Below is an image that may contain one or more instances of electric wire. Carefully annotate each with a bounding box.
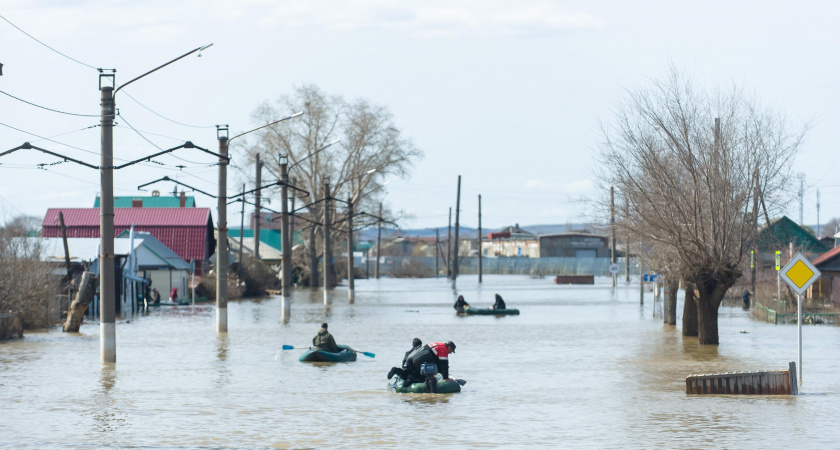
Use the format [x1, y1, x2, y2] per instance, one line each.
[121, 91, 215, 129]
[0, 12, 99, 70]
[118, 113, 218, 165]
[0, 89, 100, 117]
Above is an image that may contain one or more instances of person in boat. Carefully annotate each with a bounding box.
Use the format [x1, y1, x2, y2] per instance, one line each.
[453, 295, 469, 311]
[150, 287, 161, 304]
[406, 341, 456, 386]
[387, 338, 423, 380]
[491, 293, 506, 310]
[169, 287, 178, 302]
[312, 322, 340, 353]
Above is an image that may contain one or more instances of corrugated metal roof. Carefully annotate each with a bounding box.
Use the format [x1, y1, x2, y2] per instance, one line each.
[16, 237, 140, 261]
[116, 230, 191, 270]
[43, 208, 210, 227]
[230, 228, 284, 251]
[42, 208, 212, 263]
[94, 196, 196, 208]
[812, 245, 840, 267]
[228, 236, 283, 262]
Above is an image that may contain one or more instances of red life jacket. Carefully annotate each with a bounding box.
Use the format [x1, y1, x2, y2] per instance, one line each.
[429, 342, 449, 360]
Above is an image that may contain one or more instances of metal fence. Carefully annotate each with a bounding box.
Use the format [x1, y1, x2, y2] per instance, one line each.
[358, 256, 638, 278]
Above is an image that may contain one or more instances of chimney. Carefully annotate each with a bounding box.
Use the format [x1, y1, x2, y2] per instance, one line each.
[179, 191, 186, 208]
[132, 199, 142, 208]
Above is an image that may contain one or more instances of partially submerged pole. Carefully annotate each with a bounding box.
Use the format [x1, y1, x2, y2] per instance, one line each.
[452, 175, 461, 289]
[347, 197, 355, 303]
[323, 180, 332, 305]
[280, 159, 291, 321]
[99, 84, 116, 362]
[216, 127, 229, 333]
[478, 194, 482, 283]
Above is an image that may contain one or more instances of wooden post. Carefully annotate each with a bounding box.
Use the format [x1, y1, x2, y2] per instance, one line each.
[63, 271, 94, 332]
[610, 186, 616, 288]
[254, 154, 261, 261]
[238, 183, 245, 281]
[347, 196, 355, 303]
[375, 203, 382, 279]
[58, 211, 73, 291]
[447, 207, 452, 279]
[435, 228, 440, 278]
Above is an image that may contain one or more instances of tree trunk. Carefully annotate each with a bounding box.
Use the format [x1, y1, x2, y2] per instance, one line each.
[693, 267, 738, 345]
[666, 277, 678, 325]
[682, 281, 698, 337]
[63, 272, 95, 333]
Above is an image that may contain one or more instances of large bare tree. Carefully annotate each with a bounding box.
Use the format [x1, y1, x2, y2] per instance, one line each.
[238, 84, 422, 285]
[598, 67, 805, 344]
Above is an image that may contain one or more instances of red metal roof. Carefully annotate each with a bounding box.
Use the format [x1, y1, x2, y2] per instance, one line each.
[42, 208, 213, 264]
[812, 245, 840, 267]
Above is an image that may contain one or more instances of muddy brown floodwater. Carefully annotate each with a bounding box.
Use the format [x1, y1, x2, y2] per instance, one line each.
[1, 275, 838, 448]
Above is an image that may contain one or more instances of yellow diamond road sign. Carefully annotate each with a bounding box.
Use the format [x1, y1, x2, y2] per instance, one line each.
[779, 252, 821, 295]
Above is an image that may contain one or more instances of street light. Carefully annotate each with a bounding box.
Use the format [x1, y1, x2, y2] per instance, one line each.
[98, 44, 212, 363]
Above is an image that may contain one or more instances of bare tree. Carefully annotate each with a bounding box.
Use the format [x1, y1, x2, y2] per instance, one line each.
[238, 85, 422, 285]
[0, 227, 58, 329]
[821, 217, 840, 239]
[597, 66, 805, 344]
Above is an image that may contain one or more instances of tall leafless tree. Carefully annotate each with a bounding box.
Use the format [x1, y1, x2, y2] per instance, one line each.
[239, 84, 422, 285]
[597, 67, 805, 344]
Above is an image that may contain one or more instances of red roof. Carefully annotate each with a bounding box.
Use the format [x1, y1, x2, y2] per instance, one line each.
[812, 245, 840, 267]
[42, 208, 213, 265]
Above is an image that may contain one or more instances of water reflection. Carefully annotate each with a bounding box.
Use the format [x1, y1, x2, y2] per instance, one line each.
[90, 364, 125, 434]
[214, 334, 230, 389]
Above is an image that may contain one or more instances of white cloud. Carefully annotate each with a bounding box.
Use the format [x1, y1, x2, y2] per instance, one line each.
[256, 0, 605, 37]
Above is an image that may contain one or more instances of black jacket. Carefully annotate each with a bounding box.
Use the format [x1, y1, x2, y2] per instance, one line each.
[493, 295, 506, 310]
[402, 345, 423, 369]
[453, 297, 470, 310]
[409, 344, 449, 379]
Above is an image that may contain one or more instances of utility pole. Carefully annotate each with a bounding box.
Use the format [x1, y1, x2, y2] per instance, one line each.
[323, 180, 332, 305]
[817, 188, 821, 237]
[452, 175, 461, 288]
[375, 203, 382, 279]
[347, 196, 355, 303]
[447, 207, 452, 279]
[280, 158, 291, 321]
[216, 126, 229, 333]
[99, 82, 116, 363]
[610, 186, 616, 288]
[58, 211, 73, 290]
[478, 194, 482, 283]
[435, 228, 440, 278]
[799, 174, 805, 225]
[254, 153, 261, 261]
[239, 183, 245, 281]
[624, 197, 629, 283]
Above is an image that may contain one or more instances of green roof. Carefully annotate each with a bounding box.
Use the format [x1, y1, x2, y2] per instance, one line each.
[229, 228, 307, 250]
[94, 196, 196, 208]
[754, 216, 828, 253]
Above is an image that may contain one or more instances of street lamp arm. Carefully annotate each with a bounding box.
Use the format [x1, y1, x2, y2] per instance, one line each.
[114, 141, 228, 170]
[288, 139, 341, 171]
[229, 112, 303, 143]
[114, 43, 213, 96]
[0, 142, 99, 169]
[137, 175, 217, 198]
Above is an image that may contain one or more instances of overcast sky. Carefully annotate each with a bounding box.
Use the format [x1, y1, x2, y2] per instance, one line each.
[1, 1, 838, 232]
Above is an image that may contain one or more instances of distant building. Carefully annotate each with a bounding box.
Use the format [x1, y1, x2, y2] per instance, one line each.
[750, 216, 829, 265]
[812, 245, 840, 305]
[538, 232, 611, 258]
[482, 224, 538, 257]
[94, 191, 195, 208]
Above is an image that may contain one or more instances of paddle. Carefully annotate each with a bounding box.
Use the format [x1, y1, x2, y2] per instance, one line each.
[455, 379, 467, 386]
[282, 345, 309, 350]
[348, 348, 376, 358]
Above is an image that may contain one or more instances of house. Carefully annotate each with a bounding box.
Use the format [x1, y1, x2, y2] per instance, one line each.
[751, 216, 829, 265]
[116, 230, 192, 297]
[41, 207, 215, 275]
[94, 191, 195, 208]
[538, 232, 611, 258]
[482, 224, 539, 257]
[811, 245, 840, 305]
[228, 235, 283, 265]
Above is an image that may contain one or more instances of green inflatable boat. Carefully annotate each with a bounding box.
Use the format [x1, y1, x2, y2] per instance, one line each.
[461, 306, 520, 316]
[299, 345, 357, 363]
[387, 374, 463, 394]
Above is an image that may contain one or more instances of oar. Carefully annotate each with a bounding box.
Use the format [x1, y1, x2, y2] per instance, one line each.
[348, 348, 376, 358]
[455, 379, 467, 386]
[282, 345, 310, 350]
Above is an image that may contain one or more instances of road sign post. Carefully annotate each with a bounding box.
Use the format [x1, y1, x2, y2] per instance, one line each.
[779, 252, 821, 384]
[775, 250, 781, 299]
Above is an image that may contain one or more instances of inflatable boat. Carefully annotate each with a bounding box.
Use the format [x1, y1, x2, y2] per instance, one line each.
[387, 374, 463, 394]
[299, 345, 357, 363]
[461, 306, 519, 315]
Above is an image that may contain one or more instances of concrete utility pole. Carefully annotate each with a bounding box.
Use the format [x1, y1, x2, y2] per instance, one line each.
[447, 207, 452, 279]
[375, 203, 382, 279]
[280, 158, 291, 321]
[478, 194, 483, 283]
[254, 153, 261, 260]
[624, 198, 630, 283]
[347, 197, 355, 303]
[435, 228, 440, 277]
[452, 175, 461, 288]
[610, 186, 616, 288]
[239, 183, 245, 280]
[216, 126, 229, 333]
[99, 83, 116, 363]
[323, 180, 332, 305]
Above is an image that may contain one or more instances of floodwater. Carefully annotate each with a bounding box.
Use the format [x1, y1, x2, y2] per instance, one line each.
[1, 275, 839, 449]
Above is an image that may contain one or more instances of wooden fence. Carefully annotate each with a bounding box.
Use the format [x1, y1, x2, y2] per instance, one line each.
[686, 362, 798, 395]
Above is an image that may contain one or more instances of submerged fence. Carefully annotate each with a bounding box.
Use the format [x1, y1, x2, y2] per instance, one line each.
[357, 256, 639, 278]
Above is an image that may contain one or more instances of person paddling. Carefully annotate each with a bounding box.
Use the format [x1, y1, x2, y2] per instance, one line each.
[491, 293, 506, 310]
[313, 322, 340, 353]
[453, 295, 469, 311]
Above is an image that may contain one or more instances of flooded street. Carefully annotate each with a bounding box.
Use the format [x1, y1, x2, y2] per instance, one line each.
[1, 275, 839, 448]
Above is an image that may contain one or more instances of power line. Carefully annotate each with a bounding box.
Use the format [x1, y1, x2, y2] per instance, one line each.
[117, 113, 216, 165]
[0, 89, 99, 117]
[0, 121, 99, 155]
[121, 91, 215, 129]
[0, 12, 99, 71]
